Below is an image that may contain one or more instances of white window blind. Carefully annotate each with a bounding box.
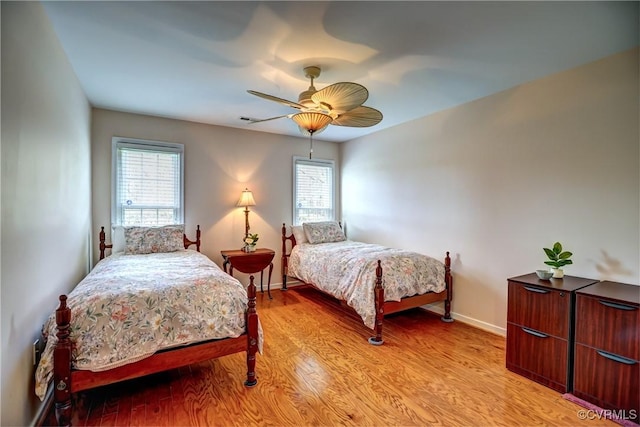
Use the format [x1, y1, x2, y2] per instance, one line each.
[293, 157, 335, 225]
[112, 138, 184, 226]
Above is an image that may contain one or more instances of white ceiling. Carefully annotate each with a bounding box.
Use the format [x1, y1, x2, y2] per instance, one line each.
[42, 1, 638, 143]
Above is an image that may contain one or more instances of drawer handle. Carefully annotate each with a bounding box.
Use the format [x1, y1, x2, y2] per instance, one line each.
[596, 350, 637, 365]
[524, 286, 550, 294]
[598, 300, 637, 311]
[521, 327, 548, 338]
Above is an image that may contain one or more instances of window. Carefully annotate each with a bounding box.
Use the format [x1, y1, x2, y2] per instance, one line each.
[112, 138, 184, 226]
[293, 156, 335, 225]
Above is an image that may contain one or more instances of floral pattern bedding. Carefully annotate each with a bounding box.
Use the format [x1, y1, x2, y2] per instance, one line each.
[35, 250, 260, 400]
[288, 240, 446, 330]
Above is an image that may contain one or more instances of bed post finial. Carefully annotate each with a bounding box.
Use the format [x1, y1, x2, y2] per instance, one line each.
[281, 224, 290, 291]
[245, 276, 258, 387]
[442, 252, 454, 323]
[99, 226, 107, 260]
[368, 260, 385, 346]
[183, 225, 202, 251]
[54, 295, 72, 426]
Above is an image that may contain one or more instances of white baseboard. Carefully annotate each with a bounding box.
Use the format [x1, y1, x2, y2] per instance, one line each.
[423, 303, 506, 337]
[278, 282, 506, 336]
[279, 279, 303, 288]
[279, 283, 505, 336]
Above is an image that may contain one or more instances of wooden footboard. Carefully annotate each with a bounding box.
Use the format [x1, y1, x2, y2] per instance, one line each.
[369, 252, 452, 345]
[53, 276, 259, 426]
[281, 223, 453, 345]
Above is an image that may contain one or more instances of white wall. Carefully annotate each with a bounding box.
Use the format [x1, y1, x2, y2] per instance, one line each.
[91, 109, 340, 285]
[1, 2, 92, 426]
[341, 48, 639, 334]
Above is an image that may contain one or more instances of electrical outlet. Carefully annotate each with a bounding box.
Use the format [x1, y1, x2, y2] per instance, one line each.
[33, 339, 40, 366]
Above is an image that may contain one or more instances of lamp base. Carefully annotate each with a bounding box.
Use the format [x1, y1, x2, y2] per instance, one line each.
[244, 208, 250, 239]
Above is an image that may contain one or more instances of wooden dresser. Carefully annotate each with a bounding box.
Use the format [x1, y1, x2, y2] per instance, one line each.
[573, 281, 639, 422]
[506, 273, 598, 392]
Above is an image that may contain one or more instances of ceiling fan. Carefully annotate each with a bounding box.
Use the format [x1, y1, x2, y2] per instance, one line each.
[244, 66, 383, 157]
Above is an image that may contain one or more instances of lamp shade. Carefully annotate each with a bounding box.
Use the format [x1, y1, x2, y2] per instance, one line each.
[292, 112, 333, 134]
[236, 188, 256, 207]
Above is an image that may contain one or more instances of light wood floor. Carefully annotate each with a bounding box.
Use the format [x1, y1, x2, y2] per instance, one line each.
[55, 286, 614, 426]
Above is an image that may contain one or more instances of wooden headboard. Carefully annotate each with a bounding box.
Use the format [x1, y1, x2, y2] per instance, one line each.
[99, 225, 201, 259]
[280, 222, 343, 288]
[281, 223, 295, 290]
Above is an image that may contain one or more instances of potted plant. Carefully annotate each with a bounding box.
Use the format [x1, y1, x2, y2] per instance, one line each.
[543, 241, 573, 278]
[243, 233, 259, 252]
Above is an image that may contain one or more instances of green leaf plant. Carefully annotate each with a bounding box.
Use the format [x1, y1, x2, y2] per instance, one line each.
[543, 242, 573, 269]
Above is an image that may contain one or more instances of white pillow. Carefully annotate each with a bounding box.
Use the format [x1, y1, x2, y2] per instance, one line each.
[112, 225, 125, 253]
[291, 225, 308, 244]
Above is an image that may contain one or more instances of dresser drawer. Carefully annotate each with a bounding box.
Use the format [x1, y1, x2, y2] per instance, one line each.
[575, 294, 639, 360]
[506, 323, 567, 391]
[573, 343, 639, 421]
[507, 282, 569, 337]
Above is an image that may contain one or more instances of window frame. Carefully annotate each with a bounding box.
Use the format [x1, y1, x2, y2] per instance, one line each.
[111, 137, 185, 227]
[292, 156, 336, 226]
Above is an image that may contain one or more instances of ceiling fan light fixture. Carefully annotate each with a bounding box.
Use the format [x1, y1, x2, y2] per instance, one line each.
[292, 112, 333, 133]
[298, 124, 328, 136]
[292, 112, 333, 159]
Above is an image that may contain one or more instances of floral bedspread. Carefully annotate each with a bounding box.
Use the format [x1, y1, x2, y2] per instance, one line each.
[35, 250, 261, 400]
[288, 240, 446, 330]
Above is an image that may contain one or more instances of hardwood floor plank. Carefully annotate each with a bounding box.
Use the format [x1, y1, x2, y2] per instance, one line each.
[113, 391, 132, 427]
[69, 391, 93, 426]
[48, 288, 616, 426]
[179, 362, 215, 426]
[141, 373, 165, 426]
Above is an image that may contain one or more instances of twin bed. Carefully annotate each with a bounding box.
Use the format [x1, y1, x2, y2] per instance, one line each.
[281, 221, 453, 345]
[35, 225, 261, 426]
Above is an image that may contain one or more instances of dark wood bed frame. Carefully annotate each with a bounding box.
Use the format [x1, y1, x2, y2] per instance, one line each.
[51, 226, 260, 426]
[281, 223, 453, 345]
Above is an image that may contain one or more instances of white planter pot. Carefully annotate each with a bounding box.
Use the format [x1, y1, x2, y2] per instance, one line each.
[551, 268, 564, 278]
[243, 245, 256, 253]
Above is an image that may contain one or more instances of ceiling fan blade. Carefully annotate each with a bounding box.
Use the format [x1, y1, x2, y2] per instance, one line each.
[311, 82, 368, 113]
[331, 106, 383, 127]
[244, 114, 292, 124]
[247, 90, 305, 110]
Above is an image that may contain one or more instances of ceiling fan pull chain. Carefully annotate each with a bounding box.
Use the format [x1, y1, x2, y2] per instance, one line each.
[309, 133, 314, 159]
